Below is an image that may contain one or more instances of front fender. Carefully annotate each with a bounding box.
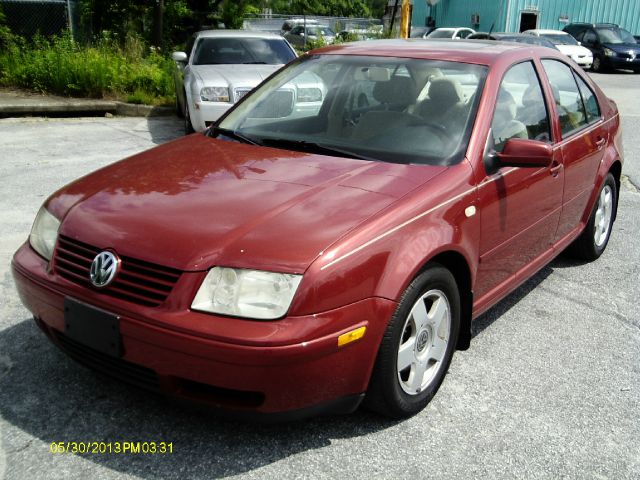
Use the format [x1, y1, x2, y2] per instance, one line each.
[289, 161, 480, 317]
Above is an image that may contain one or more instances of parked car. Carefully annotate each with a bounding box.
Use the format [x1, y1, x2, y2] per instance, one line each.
[409, 26, 434, 39]
[468, 32, 559, 50]
[280, 18, 319, 35]
[172, 30, 297, 134]
[283, 25, 336, 48]
[13, 39, 622, 420]
[563, 23, 640, 72]
[524, 29, 593, 68]
[426, 27, 475, 39]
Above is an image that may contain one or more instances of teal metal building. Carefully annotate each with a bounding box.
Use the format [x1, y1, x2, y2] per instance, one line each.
[414, 0, 640, 35]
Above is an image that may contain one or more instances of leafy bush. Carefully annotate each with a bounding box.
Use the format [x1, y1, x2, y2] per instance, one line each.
[0, 31, 175, 105]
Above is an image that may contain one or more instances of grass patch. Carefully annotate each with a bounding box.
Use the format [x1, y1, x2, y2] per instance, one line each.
[0, 32, 175, 105]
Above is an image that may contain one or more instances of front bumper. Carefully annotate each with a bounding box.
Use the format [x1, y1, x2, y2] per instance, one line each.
[571, 55, 593, 68]
[189, 101, 233, 131]
[606, 55, 640, 71]
[12, 242, 396, 418]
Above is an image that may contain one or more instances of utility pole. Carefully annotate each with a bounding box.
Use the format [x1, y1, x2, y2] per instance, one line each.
[400, 0, 410, 38]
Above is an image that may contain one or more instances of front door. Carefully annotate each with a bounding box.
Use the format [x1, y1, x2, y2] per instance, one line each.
[474, 61, 563, 309]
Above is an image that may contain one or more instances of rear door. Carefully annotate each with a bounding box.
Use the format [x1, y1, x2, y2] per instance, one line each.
[539, 59, 606, 241]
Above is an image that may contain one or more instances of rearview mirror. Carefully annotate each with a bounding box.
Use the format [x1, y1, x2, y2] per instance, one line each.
[486, 138, 553, 172]
[172, 51, 188, 63]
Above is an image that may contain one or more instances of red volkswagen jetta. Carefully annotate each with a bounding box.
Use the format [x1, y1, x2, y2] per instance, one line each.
[12, 40, 622, 420]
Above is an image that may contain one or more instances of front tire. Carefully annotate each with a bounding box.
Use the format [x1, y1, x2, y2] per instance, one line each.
[592, 56, 605, 73]
[568, 173, 617, 260]
[184, 101, 195, 135]
[364, 264, 460, 418]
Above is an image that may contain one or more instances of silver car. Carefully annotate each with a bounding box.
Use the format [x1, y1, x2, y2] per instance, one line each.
[172, 30, 297, 133]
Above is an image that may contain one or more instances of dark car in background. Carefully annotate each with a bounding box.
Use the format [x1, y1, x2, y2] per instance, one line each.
[563, 23, 640, 73]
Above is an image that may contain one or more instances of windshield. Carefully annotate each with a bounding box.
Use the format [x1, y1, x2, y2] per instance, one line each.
[193, 37, 296, 65]
[541, 33, 578, 45]
[596, 27, 636, 44]
[217, 55, 487, 166]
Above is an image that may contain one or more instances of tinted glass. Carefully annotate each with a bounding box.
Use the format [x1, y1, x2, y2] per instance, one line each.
[194, 38, 295, 65]
[575, 74, 601, 123]
[219, 55, 487, 166]
[491, 61, 551, 151]
[541, 60, 588, 137]
[596, 27, 635, 44]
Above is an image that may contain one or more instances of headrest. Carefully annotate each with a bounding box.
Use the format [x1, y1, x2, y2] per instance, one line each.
[428, 78, 463, 106]
[372, 76, 417, 107]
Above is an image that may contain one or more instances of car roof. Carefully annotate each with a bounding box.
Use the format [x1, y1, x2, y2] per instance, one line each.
[195, 29, 284, 39]
[311, 39, 547, 65]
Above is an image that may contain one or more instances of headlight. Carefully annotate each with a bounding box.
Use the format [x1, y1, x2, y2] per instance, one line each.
[603, 48, 616, 57]
[200, 86, 230, 102]
[29, 207, 60, 260]
[297, 87, 323, 102]
[191, 267, 303, 319]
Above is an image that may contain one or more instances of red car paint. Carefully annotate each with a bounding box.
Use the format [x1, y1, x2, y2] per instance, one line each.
[12, 40, 623, 418]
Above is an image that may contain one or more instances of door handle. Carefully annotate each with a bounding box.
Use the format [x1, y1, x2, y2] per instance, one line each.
[549, 162, 562, 177]
[595, 136, 606, 149]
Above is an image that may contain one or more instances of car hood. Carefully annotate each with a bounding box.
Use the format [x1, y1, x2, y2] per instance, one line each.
[192, 64, 282, 88]
[556, 44, 592, 56]
[603, 42, 640, 54]
[52, 135, 446, 273]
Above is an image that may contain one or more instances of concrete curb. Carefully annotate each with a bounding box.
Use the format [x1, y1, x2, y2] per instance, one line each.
[0, 95, 174, 118]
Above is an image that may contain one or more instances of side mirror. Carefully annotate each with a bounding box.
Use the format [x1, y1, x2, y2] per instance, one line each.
[172, 51, 188, 63]
[486, 138, 553, 172]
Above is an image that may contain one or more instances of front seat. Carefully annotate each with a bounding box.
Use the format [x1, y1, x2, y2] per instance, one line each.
[416, 77, 463, 122]
[352, 76, 419, 141]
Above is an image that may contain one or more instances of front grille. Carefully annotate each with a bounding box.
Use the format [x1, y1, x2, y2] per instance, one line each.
[54, 235, 181, 307]
[53, 330, 161, 392]
[233, 87, 251, 103]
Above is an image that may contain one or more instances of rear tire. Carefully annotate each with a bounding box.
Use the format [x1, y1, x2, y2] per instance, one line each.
[364, 264, 460, 419]
[567, 173, 617, 261]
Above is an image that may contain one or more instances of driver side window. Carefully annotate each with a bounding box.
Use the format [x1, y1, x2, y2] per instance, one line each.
[491, 61, 551, 152]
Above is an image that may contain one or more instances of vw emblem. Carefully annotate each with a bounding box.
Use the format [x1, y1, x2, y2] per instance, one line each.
[89, 251, 120, 288]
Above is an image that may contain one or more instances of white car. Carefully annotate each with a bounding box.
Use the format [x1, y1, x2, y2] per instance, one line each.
[172, 30, 297, 133]
[524, 29, 593, 69]
[426, 27, 475, 39]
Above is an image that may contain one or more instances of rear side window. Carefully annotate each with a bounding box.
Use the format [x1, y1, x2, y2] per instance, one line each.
[574, 74, 601, 123]
[541, 60, 588, 137]
[491, 61, 551, 151]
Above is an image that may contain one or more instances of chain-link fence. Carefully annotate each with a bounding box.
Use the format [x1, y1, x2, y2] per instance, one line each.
[0, 0, 78, 38]
[243, 14, 382, 35]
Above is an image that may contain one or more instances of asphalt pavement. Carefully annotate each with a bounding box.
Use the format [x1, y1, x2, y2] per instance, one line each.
[0, 72, 638, 480]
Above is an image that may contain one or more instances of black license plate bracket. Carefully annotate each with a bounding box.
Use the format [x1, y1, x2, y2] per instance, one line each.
[64, 298, 121, 357]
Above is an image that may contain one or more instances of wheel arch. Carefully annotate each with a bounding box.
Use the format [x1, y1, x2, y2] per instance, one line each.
[608, 159, 622, 221]
[416, 250, 473, 351]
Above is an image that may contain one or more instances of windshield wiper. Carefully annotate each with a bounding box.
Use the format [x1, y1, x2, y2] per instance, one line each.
[209, 126, 261, 146]
[258, 138, 377, 161]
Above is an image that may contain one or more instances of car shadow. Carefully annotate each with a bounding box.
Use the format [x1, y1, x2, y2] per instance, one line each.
[145, 115, 184, 145]
[0, 318, 398, 479]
